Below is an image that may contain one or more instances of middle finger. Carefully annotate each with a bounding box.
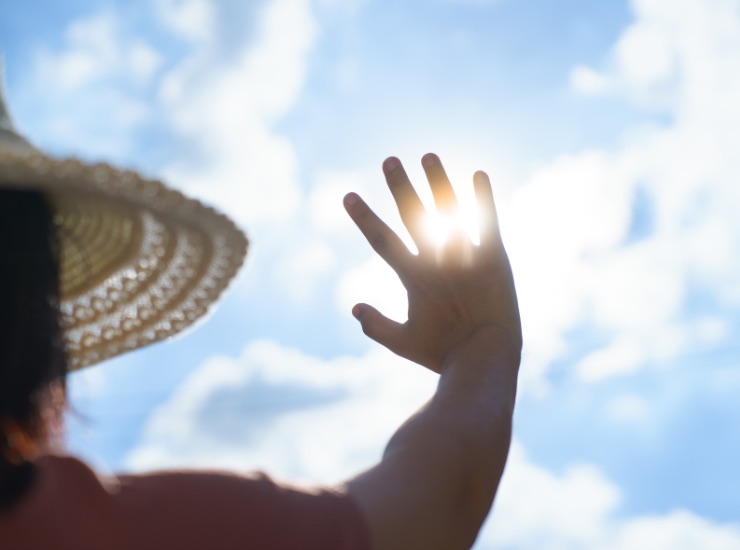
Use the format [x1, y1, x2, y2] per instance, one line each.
[383, 157, 433, 256]
[422, 153, 458, 219]
[422, 153, 469, 255]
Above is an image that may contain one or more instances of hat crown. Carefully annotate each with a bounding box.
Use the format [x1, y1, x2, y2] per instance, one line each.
[0, 57, 15, 131]
[0, 58, 35, 153]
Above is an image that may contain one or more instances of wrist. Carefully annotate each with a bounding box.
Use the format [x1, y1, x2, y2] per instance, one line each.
[443, 325, 521, 372]
[438, 326, 520, 410]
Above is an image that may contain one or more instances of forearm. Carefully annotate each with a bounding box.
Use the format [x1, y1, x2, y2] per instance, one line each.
[430, 327, 518, 532]
[348, 327, 519, 550]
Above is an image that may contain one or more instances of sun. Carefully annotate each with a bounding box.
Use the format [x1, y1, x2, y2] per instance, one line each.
[422, 201, 481, 248]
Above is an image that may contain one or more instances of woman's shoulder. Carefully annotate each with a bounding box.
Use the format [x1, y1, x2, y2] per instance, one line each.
[12, 454, 370, 550]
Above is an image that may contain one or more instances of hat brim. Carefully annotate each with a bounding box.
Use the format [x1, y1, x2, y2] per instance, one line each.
[0, 148, 248, 370]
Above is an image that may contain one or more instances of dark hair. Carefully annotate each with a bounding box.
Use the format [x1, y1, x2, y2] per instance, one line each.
[0, 189, 68, 490]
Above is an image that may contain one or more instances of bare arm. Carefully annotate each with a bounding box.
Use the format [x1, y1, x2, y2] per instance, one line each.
[343, 154, 522, 550]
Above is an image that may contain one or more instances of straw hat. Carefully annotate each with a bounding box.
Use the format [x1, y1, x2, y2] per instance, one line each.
[0, 68, 248, 371]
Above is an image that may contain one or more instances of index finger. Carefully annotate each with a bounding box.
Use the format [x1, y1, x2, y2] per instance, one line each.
[383, 157, 433, 256]
[344, 192, 414, 276]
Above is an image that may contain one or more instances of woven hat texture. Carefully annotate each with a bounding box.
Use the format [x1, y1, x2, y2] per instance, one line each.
[0, 78, 248, 370]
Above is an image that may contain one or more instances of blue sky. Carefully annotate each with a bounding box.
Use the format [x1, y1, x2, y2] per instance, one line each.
[3, 0, 740, 547]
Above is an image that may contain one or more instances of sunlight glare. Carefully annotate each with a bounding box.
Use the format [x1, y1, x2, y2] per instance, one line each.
[422, 203, 481, 247]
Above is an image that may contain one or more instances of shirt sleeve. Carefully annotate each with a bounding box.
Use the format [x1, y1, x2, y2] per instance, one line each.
[112, 468, 372, 550]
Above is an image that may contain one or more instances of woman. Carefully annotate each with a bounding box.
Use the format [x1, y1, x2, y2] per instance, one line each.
[0, 81, 521, 549]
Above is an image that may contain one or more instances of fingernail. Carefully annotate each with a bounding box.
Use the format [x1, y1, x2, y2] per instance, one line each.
[383, 157, 400, 173]
[421, 153, 437, 168]
[344, 193, 359, 207]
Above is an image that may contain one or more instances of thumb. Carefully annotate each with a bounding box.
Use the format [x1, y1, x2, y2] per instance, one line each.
[352, 303, 405, 353]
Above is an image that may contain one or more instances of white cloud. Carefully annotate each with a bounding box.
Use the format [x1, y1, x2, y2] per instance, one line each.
[336, 256, 408, 324]
[308, 170, 372, 234]
[22, 12, 161, 157]
[570, 65, 610, 95]
[478, 441, 740, 550]
[19, 0, 316, 226]
[576, 338, 645, 382]
[606, 511, 740, 550]
[503, 150, 634, 386]
[155, 0, 215, 42]
[483, 442, 621, 548]
[158, 0, 318, 228]
[615, 21, 676, 98]
[128, 43, 164, 85]
[511, 0, 740, 385]
[35, 13, 163, 93]
[275, 240, 337, 301]
[125, 339, 437, 480]
[45, 14, 120, 92]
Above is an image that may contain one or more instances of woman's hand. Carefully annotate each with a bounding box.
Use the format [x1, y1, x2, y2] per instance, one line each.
[344, 153, 522, 373]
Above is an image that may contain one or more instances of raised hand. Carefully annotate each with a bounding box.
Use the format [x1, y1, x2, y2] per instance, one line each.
[344, 153, 522, 373]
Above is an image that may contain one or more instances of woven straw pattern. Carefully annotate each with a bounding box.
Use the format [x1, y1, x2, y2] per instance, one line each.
[0, 149, 248, 370]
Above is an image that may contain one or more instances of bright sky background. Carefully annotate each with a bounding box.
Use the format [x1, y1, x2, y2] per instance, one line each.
[3, 0, 740, 548]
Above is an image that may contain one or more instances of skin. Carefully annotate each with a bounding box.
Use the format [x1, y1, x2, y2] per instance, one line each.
[343, 153, 522, 550]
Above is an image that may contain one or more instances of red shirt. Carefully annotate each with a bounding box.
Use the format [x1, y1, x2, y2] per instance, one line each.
[0, 454, 371, 550]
